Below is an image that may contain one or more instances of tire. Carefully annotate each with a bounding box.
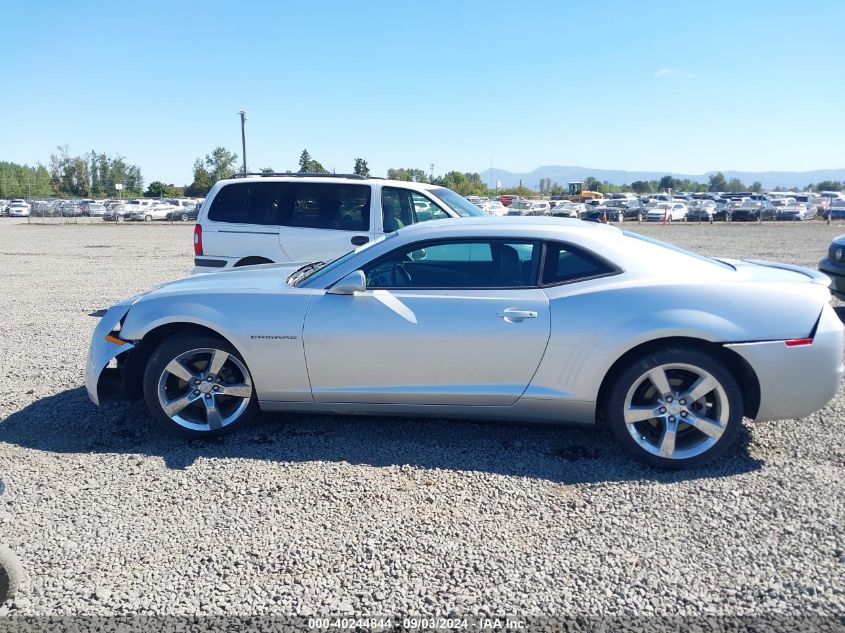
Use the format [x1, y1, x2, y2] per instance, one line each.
[181, 213, 189, 222]
[144, 214, 152, 222]
[604, 346, 743, 469]
[637, 212, 643, 223]
[143, 334, 258, 438]
[116, 215, 124, 223]
[0, 545, 23, 604]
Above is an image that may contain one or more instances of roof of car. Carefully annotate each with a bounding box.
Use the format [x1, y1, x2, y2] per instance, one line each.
[394, 215, 622, 239]
[216, 175, 443, 192]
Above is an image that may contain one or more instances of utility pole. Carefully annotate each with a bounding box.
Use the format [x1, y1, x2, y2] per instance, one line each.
[239, 110, 248, 175]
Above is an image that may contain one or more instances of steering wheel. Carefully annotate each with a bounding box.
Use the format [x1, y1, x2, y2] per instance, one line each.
[393, 263, 412, 286]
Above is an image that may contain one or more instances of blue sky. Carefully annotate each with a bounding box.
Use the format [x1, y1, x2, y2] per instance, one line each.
[1, 0, 843, 185]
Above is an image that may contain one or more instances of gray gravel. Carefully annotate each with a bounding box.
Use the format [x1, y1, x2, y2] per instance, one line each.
[0, 219, 844, 625]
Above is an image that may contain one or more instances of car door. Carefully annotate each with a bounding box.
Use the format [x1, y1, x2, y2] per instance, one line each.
[276, 182, 375, 263]
[302, 238, 551, 406]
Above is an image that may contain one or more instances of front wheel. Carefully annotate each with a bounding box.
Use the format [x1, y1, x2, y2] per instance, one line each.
[181, 213, 190, 222]
[637, 212, 643, 223]
[144, 214, 152, 222]
[143, 335, 258, 438]
[605, 347, 743, 469]
[0, 545, 22, 604]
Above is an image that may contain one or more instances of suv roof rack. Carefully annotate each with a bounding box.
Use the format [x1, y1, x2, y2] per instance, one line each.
[230, 172, 371, 180]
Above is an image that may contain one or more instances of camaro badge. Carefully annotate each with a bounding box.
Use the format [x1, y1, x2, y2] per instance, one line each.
[250, 335, 297, 340]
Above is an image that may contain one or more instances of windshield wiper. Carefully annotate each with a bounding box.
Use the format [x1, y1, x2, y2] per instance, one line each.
[287, 261, 326, 286]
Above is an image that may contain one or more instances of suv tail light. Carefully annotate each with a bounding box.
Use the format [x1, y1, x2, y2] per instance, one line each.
[193, 223, 203, 256]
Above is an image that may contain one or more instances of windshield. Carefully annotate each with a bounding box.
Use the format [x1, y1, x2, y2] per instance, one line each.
[427, 187, 486, 217]
[623, 231, 735, 270]
[291, 233, 396, 287]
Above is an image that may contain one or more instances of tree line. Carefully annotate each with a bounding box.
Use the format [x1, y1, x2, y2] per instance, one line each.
[0, 148, 144, 199]
[6, 144, 841, 201]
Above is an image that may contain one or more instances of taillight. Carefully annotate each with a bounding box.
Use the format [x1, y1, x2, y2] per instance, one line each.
[193, 223, 203, 256]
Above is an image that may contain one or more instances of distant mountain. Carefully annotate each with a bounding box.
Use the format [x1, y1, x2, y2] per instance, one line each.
[479, 165, 845, 191]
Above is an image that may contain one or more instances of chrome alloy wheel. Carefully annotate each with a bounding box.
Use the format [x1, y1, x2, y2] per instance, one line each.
[623, 363, 729, 460]
[156, 347, 253, 432]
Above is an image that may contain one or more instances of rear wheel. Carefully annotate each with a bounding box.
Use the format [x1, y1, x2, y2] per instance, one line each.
[637, 212, 643, 223]
[143, 335, 258, 438]
[116, 214, 124, 223]
[605, 347, 743, 469]
[181, 213, 190, 222]
[144, 214, 152, 222]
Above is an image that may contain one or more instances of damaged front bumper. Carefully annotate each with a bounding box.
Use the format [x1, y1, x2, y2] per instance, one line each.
[84, 303, 135, 405]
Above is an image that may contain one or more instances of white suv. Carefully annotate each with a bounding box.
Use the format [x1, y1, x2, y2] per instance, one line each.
[192, 174, 485, 273]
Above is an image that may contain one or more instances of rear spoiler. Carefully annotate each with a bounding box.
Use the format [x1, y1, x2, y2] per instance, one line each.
[743, 259, 832, 286]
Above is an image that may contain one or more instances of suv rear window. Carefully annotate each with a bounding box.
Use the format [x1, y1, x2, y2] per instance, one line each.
[208, 182, 371, 230]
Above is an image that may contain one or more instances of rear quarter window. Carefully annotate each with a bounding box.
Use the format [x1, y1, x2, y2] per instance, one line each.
[542, 242, 619, 285]
[208, 182, 371, 230]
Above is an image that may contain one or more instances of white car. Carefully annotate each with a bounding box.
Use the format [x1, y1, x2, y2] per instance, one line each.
[193, 174, 485, 273]
[480, 201, 508, 216]
[551, 202, 584, 218]
[129, 200, 177, 222]
[7, 201, 31, 217]
[647, 202, 688, 222]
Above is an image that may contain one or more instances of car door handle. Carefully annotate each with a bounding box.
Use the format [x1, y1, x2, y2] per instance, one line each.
[498, 309, 538, 322]
[351, 236, 369, 246]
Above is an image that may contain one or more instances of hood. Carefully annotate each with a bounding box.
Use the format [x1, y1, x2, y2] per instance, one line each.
[137, 263, 304, 300]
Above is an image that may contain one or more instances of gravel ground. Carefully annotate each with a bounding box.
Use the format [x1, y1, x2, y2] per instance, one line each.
[0, 219, 844, 628]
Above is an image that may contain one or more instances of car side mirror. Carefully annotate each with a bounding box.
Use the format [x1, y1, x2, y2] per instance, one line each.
[328, 270, 366, 295]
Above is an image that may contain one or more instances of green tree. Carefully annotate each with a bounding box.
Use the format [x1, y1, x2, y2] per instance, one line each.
[144, 181, 177, 197]
[260, 166, 275, 174]
[387, 167, 429, 182]
[631, 180, 652, 194]
[658, 175, 676, 191]
[297, 149, 328, 173]
[353, 157, 370, 177]
[0, 162, 52, 198]
[708, 172, 728, 192]
[185, 158, 212, 196]
[750, 181, 763, 193]
[185, 147, 238, 195]
[726, 177, 746, 193]
[206, 146, 238, 182]
[584, 176, 601, 192]
[298, 149, 312, 172]
[814, 181, 843, 192]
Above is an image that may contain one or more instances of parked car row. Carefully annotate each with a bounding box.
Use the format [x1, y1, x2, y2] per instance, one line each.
[473, 192, 845, 223]
[8, 197, 204, 222]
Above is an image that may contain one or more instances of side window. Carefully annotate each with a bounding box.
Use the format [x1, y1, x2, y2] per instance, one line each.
[411, 193, 448, 223]
[381, 187, 447, 232]
[207, 182, 285, 225]
[541, 242, 617, 285]
[286, 183, 370, 231]
[365, 240, 540, 289]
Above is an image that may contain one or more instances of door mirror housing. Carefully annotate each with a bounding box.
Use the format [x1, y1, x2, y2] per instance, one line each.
[327, 270, 366, 295]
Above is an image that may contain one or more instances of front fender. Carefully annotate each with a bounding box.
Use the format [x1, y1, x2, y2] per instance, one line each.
[85, 303, 135, 405]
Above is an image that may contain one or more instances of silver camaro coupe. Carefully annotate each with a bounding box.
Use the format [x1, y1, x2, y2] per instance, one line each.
[86, 218, 845, 468]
